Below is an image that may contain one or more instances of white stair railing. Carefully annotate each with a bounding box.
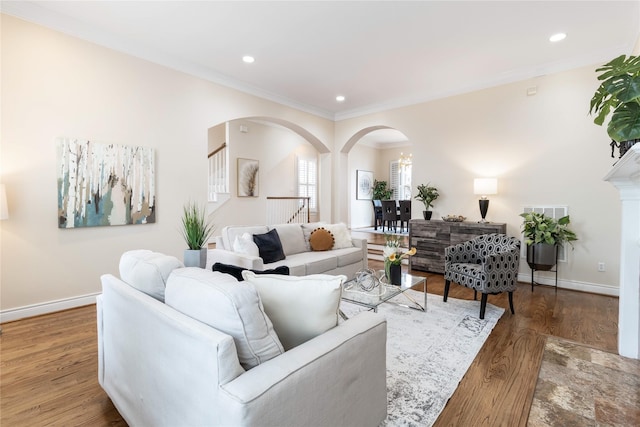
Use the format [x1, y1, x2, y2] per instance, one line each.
[208, 143, 228, 201]
[266, 197, 310, 225]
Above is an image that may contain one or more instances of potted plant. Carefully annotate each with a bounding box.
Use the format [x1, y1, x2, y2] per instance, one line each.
[589, 54, 640, 159]
[383, 234, 416, 285]
[520, 212, 578, 271]
[181, 201, 215, 268]
[373, 180, 392, 200]
[414, 183, 439, 220]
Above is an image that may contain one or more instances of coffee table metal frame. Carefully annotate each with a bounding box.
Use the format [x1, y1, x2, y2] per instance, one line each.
[340, 272, 426, 318]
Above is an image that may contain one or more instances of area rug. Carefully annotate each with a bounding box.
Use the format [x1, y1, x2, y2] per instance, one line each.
[528, 336, 640, 426]
[340, 290, 504, 427]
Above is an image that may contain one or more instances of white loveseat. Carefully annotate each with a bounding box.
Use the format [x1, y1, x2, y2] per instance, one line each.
[97, 250, 387, 427]
[207, 223, 367, 278]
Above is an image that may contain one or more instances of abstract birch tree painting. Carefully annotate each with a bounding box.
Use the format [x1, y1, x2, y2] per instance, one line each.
[57, 138, 156, 228]
[237, 158, 259, 197]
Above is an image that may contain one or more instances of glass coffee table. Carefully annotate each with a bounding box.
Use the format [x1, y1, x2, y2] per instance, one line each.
[340, 271, 426, 318]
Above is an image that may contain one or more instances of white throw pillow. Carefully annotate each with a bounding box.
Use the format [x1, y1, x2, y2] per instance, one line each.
[119, 249, 184, 302]
[233, 232, 260, 257]
[242, 271, 345, 350]
[165, 268, 284, 370]
[324, 223, 353, 249]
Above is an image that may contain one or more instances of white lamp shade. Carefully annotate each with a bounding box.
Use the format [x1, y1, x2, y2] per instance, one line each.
[1, 184, 8, 220]
[473, 178, 498, 196]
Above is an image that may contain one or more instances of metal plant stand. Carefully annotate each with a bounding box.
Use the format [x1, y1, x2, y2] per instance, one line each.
[529, 244, 558, 293]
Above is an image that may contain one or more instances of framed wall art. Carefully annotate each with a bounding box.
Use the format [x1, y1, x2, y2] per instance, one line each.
[237, 158, 259, 197]
[57, 138, 156, 228]
[356, 170, 374, 200]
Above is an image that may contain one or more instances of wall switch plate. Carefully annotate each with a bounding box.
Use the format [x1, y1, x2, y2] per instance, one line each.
[598, 262, 605, 272]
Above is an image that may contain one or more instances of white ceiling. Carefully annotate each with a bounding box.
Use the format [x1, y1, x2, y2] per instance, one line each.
[2, 1, 639, 123]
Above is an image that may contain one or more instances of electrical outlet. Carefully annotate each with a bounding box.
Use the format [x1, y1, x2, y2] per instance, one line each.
[598, 262, 605, 272]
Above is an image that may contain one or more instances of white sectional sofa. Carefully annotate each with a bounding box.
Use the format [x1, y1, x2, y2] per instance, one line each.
[97, 250, 387, 426]
[207, 222, 368, 278]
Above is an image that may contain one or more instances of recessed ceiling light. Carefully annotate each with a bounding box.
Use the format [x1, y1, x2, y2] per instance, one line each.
[242, 56, 255, 63]
[549, 33, 567, 43]
[336, 95, 345, 102]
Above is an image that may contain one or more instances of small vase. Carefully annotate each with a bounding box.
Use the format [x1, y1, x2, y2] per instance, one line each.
[423, 211, 433, 220]
[384, 259, 391, 282]
[389, 263, 402, 286]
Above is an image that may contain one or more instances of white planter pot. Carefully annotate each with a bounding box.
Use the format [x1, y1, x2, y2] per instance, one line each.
[184, 248, 207, 268]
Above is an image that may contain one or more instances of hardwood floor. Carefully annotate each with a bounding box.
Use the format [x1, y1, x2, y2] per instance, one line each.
[0, 241, 621, 426]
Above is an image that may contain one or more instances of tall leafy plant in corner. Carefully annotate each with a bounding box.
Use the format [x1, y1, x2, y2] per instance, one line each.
[589, 54, 640, 149]
[181, 201, 215, 250]
[373, 180, 392, 200]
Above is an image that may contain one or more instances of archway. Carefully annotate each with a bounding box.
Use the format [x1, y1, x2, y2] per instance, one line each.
[338, 126, 411, 229]
[207, 117, 331, 225]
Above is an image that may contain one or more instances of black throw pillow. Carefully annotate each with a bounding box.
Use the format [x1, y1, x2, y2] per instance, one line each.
[252, 229, 286, 264]
[212, 262, 290, 282]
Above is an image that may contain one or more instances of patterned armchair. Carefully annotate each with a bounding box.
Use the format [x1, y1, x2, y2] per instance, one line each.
[444, 234, 521, 319]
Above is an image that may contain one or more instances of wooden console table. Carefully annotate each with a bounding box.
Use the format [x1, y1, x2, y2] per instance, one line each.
[409, 219, 507, 274]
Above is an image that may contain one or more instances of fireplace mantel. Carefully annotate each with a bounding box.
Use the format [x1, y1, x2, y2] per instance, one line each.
[604, 144, 640, 359]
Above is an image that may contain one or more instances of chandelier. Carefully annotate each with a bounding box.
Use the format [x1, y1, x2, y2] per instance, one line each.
[399, 152, 412, 166]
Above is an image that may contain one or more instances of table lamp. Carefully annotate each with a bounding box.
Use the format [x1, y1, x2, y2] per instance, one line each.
[473, 178, 497, 223]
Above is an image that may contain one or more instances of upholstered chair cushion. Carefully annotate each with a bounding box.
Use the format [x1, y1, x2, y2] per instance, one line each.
[119, 249, 184, 302]
[165, 268, 284, 370]
[242, 271, 345, 350]
[444, 234, 520, 294]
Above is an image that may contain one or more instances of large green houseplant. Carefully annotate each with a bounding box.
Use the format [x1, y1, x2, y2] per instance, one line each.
[181, 201, 215, 268]
[520, 212, 577, 270]
[414, 183, 439, 220]
[372, 180, 392, 200]
[589, 54, 640, 159]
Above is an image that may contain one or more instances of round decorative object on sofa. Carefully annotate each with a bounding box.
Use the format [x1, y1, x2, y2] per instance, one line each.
[526, 243, 557, 271]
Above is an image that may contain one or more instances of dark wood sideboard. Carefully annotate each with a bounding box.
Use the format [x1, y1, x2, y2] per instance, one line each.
[409, 219, 507, 274]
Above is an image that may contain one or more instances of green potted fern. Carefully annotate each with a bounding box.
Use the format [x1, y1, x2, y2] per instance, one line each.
[589, 54, 640, 159]
[181, 201, 215, 268]
[414, 183, 439, 220]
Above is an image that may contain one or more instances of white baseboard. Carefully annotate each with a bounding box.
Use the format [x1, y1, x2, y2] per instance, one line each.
[0, 293, 99, 323]
[517, 272, 619, 296]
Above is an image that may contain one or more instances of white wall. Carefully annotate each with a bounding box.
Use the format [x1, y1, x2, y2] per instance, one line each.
[348, 144, 378, 228]
[0, 15, 333, 318]
[337, 66, 622, 294]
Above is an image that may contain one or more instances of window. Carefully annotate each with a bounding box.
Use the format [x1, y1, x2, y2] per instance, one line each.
[297, 157, 317, 212]
[390, 160, 412, 200]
